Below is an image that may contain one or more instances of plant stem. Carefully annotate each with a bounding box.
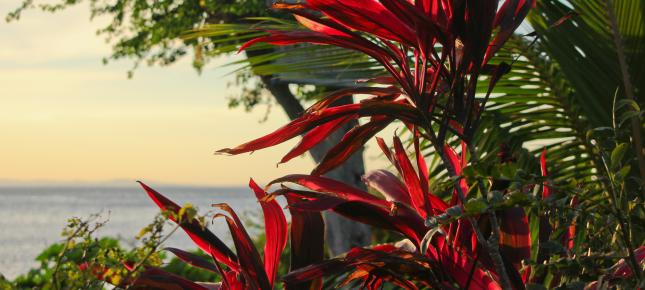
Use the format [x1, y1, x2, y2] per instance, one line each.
[124, 223, 180, 289]
[605, 0, 644, 281]
[52, 223, 86, 290]
[605, 0, 645, 196]
[598, 144, 642, 281]
[425, 125, 513, 289]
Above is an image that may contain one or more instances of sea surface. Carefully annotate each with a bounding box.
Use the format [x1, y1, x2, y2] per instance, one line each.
[0, 185, 263, 279]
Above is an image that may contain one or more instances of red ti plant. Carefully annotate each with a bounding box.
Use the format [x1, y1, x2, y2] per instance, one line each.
[122, 180, 317, 290]
[121, 0, 545, 289]
[214, 0, 535, 289]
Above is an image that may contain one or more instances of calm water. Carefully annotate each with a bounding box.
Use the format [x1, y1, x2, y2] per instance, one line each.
[0, 185, 262, 279]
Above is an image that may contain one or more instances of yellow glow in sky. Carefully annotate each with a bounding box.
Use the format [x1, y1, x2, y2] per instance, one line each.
[0, 2, 388, 186]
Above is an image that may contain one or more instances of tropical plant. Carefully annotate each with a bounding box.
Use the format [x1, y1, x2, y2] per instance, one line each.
[193, 1, 645, 286]
[12, 0, 644, 288]
[168, 0, 645, 288]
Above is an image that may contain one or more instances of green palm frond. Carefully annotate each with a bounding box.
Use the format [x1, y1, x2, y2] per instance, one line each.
[185, 18, 379, 86]
[472, 38, 599, 184]
[528, 0, 645, 128]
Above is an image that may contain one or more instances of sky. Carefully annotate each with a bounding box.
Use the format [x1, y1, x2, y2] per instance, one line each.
[0, 1, 390, 186]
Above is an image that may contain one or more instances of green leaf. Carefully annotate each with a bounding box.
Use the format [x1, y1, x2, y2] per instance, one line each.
[464, 198, 488, 214]
[618, 110, 641, 127]
[529, 212, 540, 262]
[610, 143, 628, 169]
[488, 190, 504, 205]
[615, 165, 632, 181]
[445, 205, 464, 217]
[504, 192, 530, 207]
[420, 228, 444, 255]
[616, 99, 641, 112]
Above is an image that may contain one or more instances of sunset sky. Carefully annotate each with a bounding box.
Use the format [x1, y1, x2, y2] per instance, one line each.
[0, 1, 391, 186]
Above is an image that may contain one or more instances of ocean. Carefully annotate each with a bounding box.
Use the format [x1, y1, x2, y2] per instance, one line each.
[0, 185, 262, 279]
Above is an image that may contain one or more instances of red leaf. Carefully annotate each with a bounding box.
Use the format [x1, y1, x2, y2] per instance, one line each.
[213, 203, 272, 290]
[138, 181, 238, 271]
[217, 103, 360, 155]
[285, 246, 434, 290]
[376, 136, 395, 164]
[165, 247, 219, 273]
[498, 207, 531, 268]
[562, 196, 579, 251]
[393, 136, 427, 218]
[461, 0, 499, 69]
[283, 257, 349, 286]
[130, 266, 209, 290]
[443, 145, 469, 203]
[218, 100, 420, 158]
[249, 179, 288, 287]
[312, 117, 393, 176]
[285, 195, 325, 290]
[431, 237, 502, 290]
[332, 201, 425, 244]
[549, 11, 578, 29]
[305, 86, 401, 115]
[239, 30, 393, 73]
[305, 0, 416, 45]
[540, 148, 550, 199]
[380, 0, 441, 42]
[293, 14, 350, 37]
[282, 190, 426, 245]
[443, 144, 463, 175]
[356, 99, 423, 125]
[363, 169, 412, 206]
[280, 115, 353, 164]
[269, 174, 386, 206]
[611, 245, 645, 279]
[483, 0, 535, 63]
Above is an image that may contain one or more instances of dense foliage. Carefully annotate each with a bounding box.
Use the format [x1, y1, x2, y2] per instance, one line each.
[70, 0, 642, 289]
[3, 0, 644, 289]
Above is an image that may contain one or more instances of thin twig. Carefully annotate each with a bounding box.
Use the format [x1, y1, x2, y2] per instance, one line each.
[123, 223, 181, 288]
[52, 222, 87, 290]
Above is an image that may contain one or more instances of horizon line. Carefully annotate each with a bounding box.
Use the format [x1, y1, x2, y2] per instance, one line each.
[0, 178, 247, 188]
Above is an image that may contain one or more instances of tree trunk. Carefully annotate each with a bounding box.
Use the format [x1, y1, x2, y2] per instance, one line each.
[259, 75, 372, 256]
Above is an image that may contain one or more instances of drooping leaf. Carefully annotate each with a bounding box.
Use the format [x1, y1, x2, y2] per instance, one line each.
[249, 179, 288, 287]
[484, 0, 536, 63]
[280, 115, 353, 164]
[283, 246, 436, 290]
[431, 236, 502, 290]
[138, 181, 238, 271]
[213, 203, 272, 290]
[269, 174, 385, 206]
[304, 0, 417, 45]
[540, 149, 550, 199]
[278, 189, 426, 245]
[393, 136, 428, 218]
[285, 195, 325, 290]
[498, 207, 531, 268]
[165, 247, 219, 274]
[129, 266, 209, 290]
[363, 169, 412, 206]
[312, 116, 393, 176]
[217, 104, 361, 156]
